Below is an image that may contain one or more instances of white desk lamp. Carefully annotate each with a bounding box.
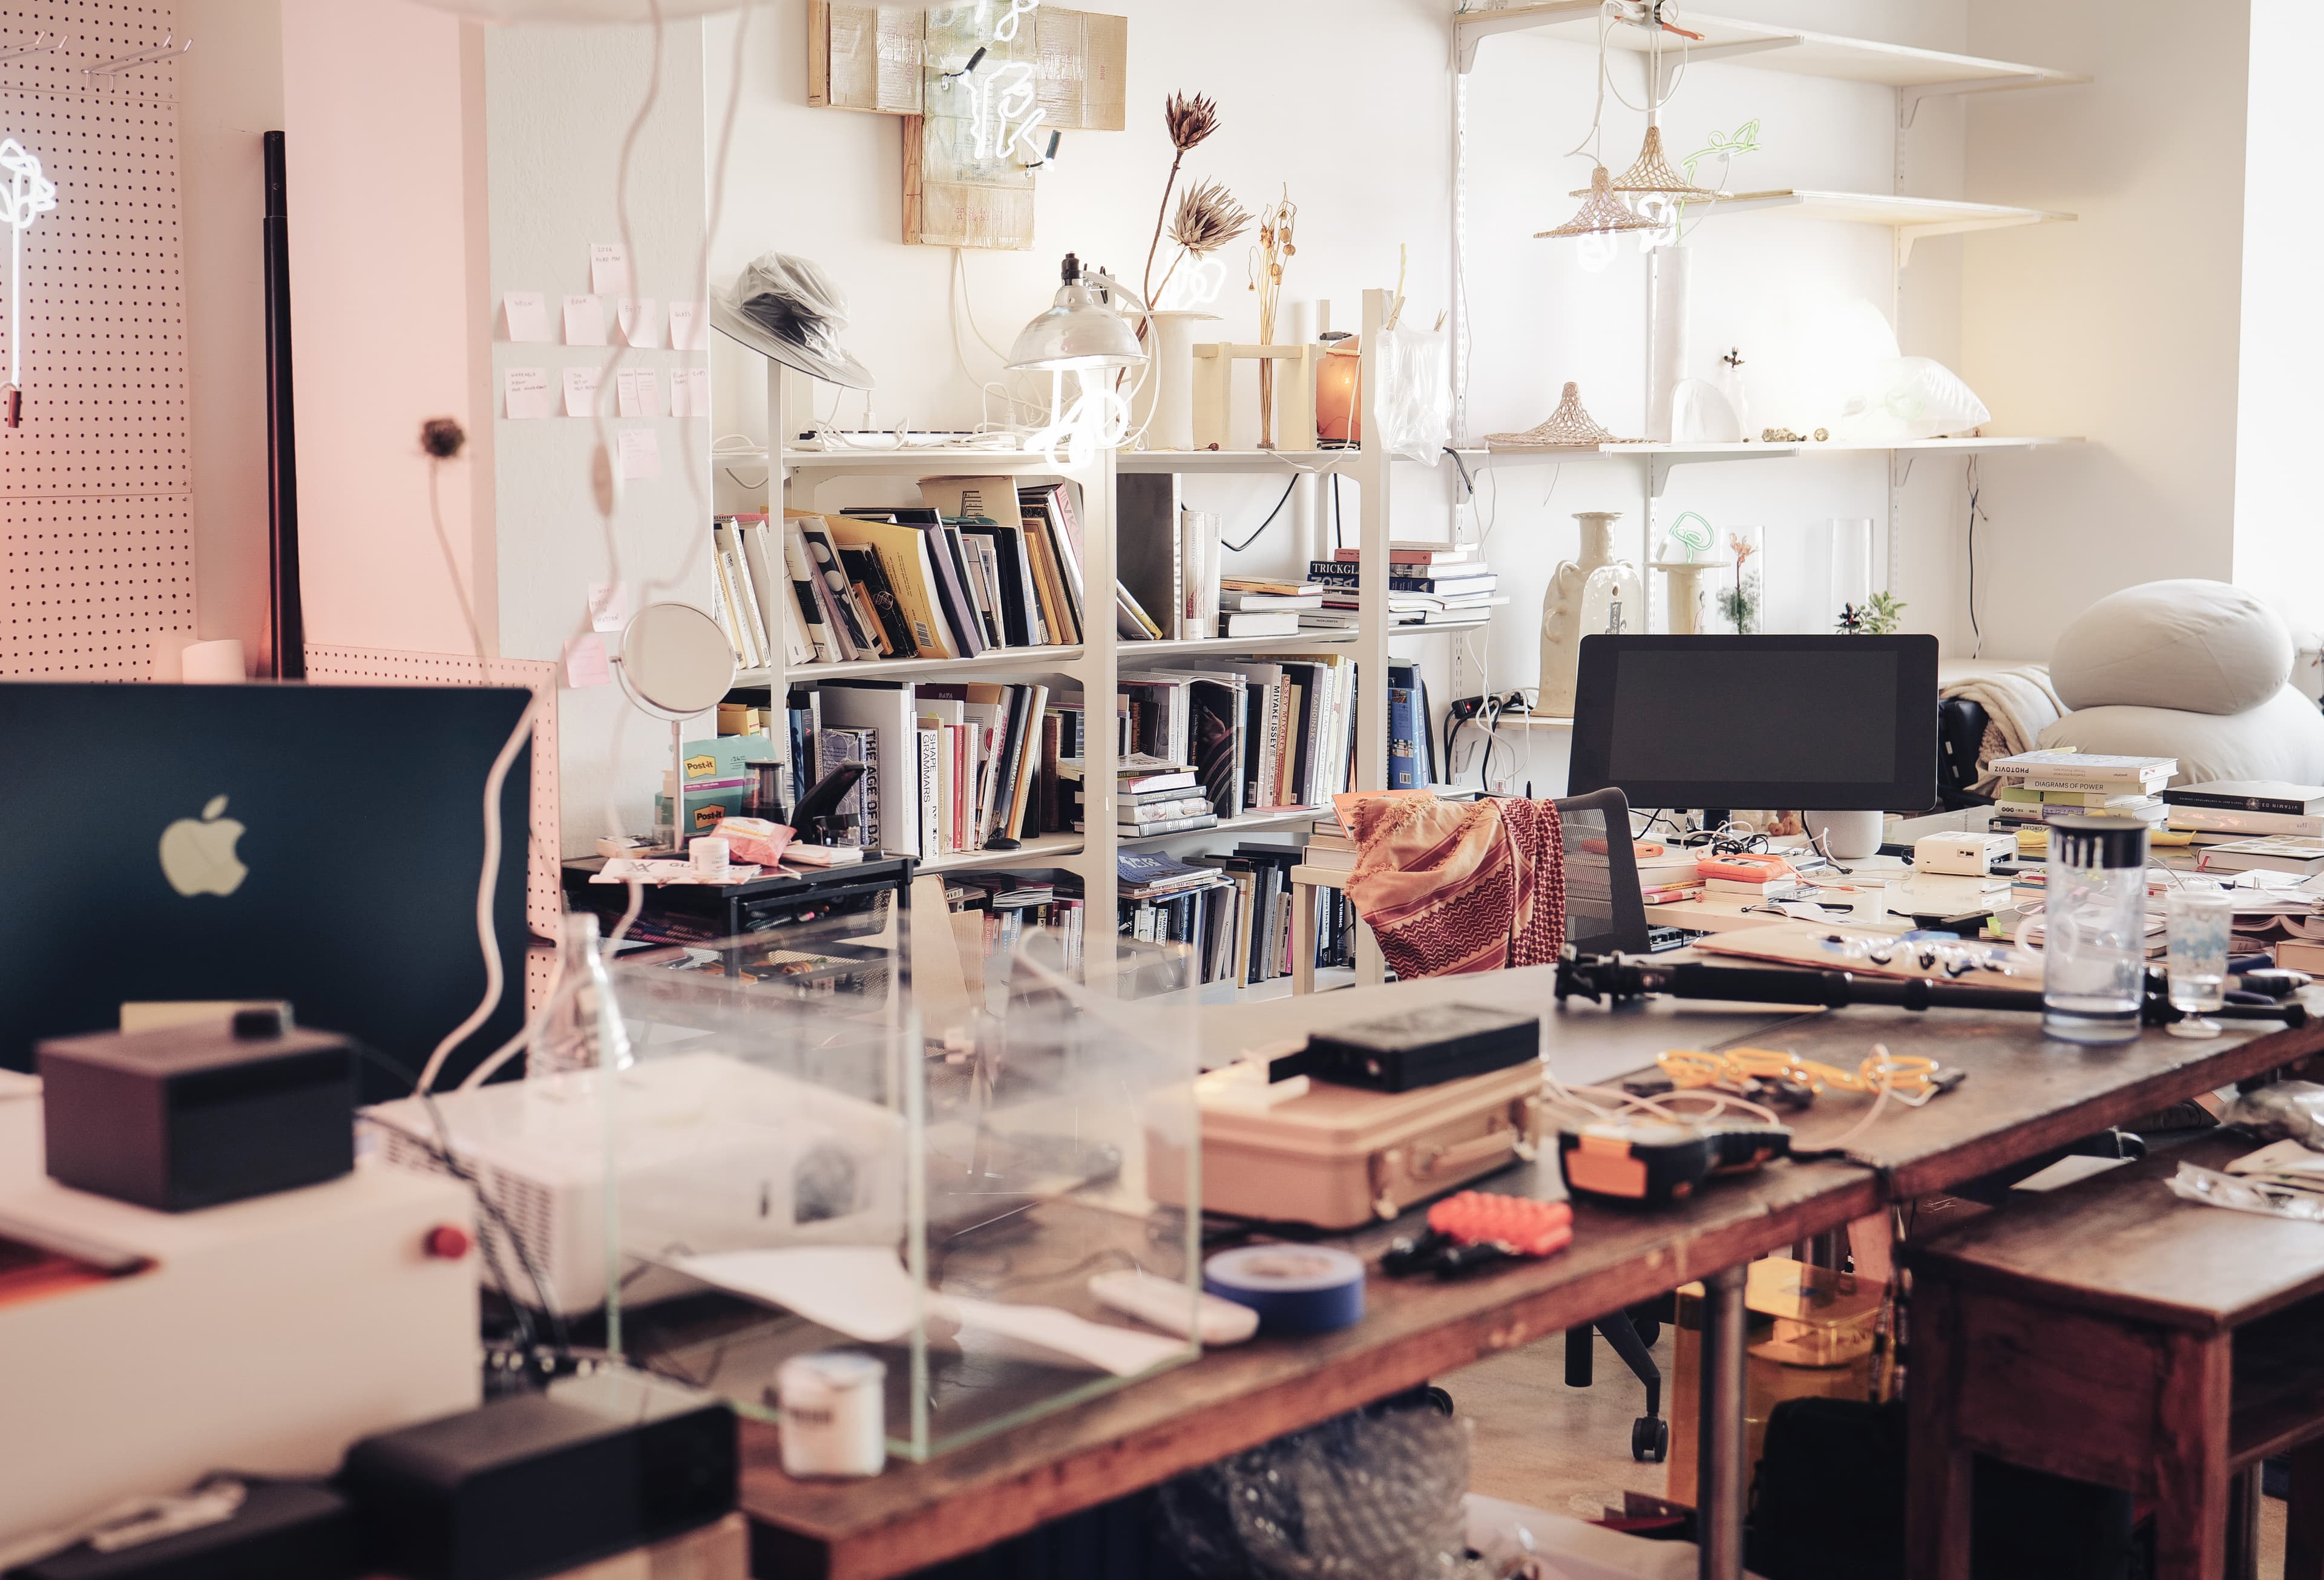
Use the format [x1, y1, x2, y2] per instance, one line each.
[614, 602, 736, 853]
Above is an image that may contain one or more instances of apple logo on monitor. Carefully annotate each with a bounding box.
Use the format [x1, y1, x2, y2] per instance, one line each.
[159, 794, 248, 897]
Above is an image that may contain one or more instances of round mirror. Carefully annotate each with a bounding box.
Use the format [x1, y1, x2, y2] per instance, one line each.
[619, 602, 735, 717]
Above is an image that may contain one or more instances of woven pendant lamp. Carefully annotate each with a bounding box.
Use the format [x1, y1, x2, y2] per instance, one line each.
[1486, 382, 1641, 449]
[1600, 123, 1727, 202]
[1536, 167, 1658, 240]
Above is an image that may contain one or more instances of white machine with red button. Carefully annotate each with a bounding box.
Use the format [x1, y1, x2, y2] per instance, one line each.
[0, 1113, 481, 1552]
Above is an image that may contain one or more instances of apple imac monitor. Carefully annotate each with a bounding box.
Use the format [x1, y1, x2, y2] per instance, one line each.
[0, 681, 533, 1099]
[1567, 634, 1940, 817]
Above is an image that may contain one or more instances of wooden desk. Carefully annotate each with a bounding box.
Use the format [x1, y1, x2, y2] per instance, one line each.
[734, 983, 2324, 1580]
[740, 1157, 1880, 1580]
[1907, 1133, 2324, 1580]
[1678, 1003, 2324, 1198]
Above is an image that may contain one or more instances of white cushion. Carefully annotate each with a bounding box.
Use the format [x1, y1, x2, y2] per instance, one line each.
[2038, 684, 2324, 787]
[2050, 580, 2291, 716]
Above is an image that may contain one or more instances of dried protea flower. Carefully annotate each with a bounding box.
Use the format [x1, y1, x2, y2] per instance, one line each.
[1164, 92, 1219, 152]
[1169, 179, 1251, 258]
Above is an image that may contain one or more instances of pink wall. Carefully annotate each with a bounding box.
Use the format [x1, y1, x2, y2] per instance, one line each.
[279, 0, 494, 659]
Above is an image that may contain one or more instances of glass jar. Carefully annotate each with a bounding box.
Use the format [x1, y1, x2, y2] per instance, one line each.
[2164, 882, 2235, 1039]
[2040, 816, 2150, 1044]
[531, 911, 634, 1079]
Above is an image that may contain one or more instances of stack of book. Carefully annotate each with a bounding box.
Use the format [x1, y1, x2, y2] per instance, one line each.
[1118, 850, 1236, 965]
[1988, 750, 2176, 854]
[1217, 576, 1325, 640]
[2163, 781, 2324, 844]
[772, 477, 1087, 669]
[944, 874, 1087, 963]
[1637, 845, 1707, 903]
[1305, 541, 1499, 627]
[1102, 657, 1356, 828]
[709, 514, 801, 670]
[770, 678, 1069, 859]
[1099, 760, 1220, 840]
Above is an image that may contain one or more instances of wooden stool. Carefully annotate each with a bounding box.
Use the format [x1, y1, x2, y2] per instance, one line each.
[1906, 1134, 2324, 1580]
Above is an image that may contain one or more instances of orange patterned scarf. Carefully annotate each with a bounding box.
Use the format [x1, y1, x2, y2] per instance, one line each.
[1338, 795, 1566, 978]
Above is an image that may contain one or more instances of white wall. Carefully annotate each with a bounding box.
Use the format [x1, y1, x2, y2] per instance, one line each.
[280, 0, 491, 659]
[179, 0, 283, 672]
[2232, 0, 2324, 635]
[484, 22, 709, 851]
[1961, 0, 2252, 661]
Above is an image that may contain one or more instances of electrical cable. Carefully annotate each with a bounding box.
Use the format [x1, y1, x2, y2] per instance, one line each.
[1966, 454, 1987, 659]
[1222, 476, 1298, 554]
[346, 1040, 564, 1354]
[427, 457, 488, 669]
[415, 699, 533, 1096]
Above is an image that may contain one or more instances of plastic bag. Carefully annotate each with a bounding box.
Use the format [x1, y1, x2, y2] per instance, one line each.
[1376, 324, 1451, 465]
[2222, 1080, 2324, 1150]
[1155, 1391, 1485, 1580]
[2167, 1161, 2324, 1221]
[1831, 356, 1988, 442]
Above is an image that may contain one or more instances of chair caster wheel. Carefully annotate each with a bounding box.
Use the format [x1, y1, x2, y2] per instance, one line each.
[1632, 1416, 1669, 1463]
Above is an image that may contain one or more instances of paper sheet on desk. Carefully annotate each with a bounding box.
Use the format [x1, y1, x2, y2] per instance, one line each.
[591, 859, 761, 886]
[669, 1247, 1188, 1377]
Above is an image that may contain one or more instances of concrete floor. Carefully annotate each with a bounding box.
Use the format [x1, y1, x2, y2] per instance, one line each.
[1448, 1328, 2291, 1575]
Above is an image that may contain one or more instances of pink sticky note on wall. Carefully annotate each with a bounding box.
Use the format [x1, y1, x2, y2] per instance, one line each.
[563, 631, 612, 689]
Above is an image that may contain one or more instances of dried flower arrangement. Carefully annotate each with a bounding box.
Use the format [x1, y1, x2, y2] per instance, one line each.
[1249, 186, 1298, 445]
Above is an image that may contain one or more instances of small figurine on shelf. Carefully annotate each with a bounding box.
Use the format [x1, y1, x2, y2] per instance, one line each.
[1836, 591, 1908, 635]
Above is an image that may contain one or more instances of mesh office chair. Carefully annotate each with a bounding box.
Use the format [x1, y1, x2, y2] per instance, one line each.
[1551, 787, 1673, 1463]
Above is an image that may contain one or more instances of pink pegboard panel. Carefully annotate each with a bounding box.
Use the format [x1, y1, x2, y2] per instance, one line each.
[0, 6, 194, 677]
[302, 646, 563, 940]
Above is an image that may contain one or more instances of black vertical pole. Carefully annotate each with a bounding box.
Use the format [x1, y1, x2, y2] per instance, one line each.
[263, 131, 303, 679]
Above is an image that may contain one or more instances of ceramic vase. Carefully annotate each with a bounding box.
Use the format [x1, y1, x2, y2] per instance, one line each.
[1139, 310, 1218, 450]
[1652, 560, 1719, 634]
[1538, 511, 1641, 715]
[1645, 244, 1690, 444]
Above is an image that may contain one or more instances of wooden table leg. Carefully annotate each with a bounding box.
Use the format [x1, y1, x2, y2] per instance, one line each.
[2226, 1466, 2260, 1580]
[2288, 1440, 2324, 1580]
[1696, 1265, 1747, 1580]
[1905, 1280, 1972, 1580]
[2152, 1329, 2234, 1580]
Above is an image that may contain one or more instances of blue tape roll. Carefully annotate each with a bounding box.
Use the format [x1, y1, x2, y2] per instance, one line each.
[1203, 1245, 1367, 1335]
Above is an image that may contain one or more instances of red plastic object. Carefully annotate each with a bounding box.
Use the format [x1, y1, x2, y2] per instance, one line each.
[1426, 1191, 1575, 1257]
[423, 1224, 472, 1260]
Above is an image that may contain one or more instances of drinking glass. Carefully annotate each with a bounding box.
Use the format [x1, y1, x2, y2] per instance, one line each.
[2165, 885, 2234, 1039]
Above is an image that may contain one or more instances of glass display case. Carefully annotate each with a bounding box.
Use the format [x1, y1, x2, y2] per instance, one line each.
[597, 916, 1204, 1461]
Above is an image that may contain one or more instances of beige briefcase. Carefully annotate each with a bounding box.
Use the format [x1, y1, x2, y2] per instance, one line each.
[1148, 1061, 1546, 1231]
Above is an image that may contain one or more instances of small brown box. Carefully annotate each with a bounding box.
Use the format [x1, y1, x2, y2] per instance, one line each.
[38, 1016, 355, 1211]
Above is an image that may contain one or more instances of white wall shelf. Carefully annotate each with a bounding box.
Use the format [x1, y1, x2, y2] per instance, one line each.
[1454, 1, 2090, 113]
[1710, 189, 2074, 262]
[1118, 449, 1364, 476]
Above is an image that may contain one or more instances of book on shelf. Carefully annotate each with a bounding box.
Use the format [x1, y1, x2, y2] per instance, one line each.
[1113, 811, 1221, 838]
[709, 543, 760, 669]
[1116, 582, 1166, 641]
[1019, 482, 1089, 638]
[1308, 562, 1498, 594]
[784, 512, 887, 661]
[1222, 576, 1323, 599]
[822, 511, 965, 660]
[1224, 592, 1325, 611]
[813, 727, 877, 849]
[1117, 473, 1183, 639]
[780, 519, 841, 665]
[1330, 543, 1478, 566]
[1218, 611, 1302, 638]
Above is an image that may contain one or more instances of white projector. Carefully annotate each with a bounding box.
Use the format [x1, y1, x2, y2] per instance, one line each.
[364, 1051, 905, 1316]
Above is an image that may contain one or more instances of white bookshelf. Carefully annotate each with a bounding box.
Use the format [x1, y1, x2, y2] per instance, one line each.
[744, 289, 1410, 992]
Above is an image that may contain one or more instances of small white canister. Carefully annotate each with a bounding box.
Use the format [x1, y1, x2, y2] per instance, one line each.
[776, 1351, 887, 1478]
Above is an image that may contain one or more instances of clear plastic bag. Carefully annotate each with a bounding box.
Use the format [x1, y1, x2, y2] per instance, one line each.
[1377, 325, 1451, 465]
[1155, 1392, 1485, 1580]
[2167, 1161, 2324, 1221]
[2222, 1081, 2324, 1150]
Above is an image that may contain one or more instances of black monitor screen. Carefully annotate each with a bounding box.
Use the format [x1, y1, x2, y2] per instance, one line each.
[1569, 635, 1938, 812]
